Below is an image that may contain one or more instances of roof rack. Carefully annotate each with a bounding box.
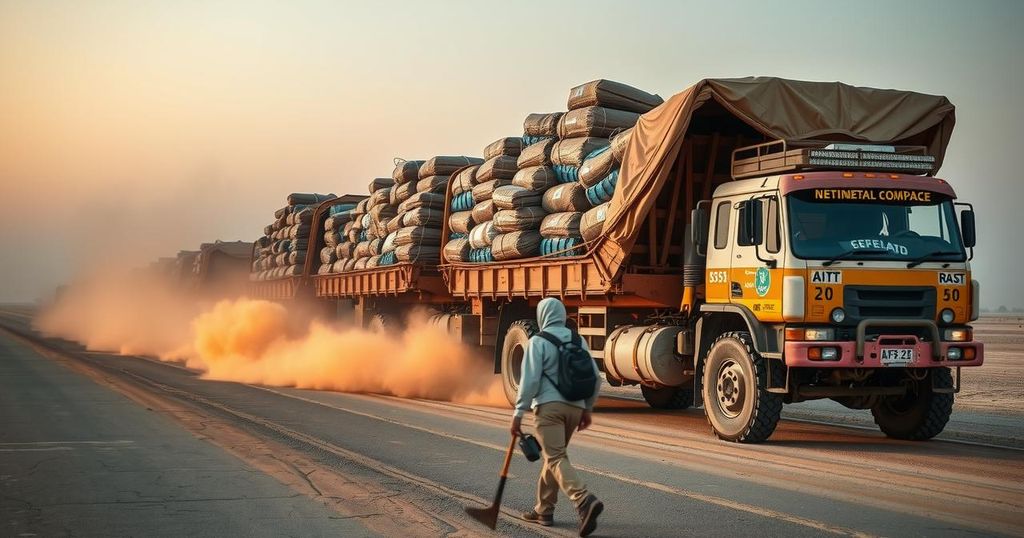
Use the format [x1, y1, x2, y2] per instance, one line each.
[731, 139, 937, 180]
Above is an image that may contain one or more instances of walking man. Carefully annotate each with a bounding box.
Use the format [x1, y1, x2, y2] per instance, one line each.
[511, 297, 603, 536]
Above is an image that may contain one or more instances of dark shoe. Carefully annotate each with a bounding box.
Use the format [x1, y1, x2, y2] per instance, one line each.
[521, 510, 553, 527]
[576, 494, 604, 537]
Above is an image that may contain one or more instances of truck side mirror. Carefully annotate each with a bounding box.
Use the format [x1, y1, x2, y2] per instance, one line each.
[960, 209, 976, 248]
[737, 199, 764, 247]
[691, 202, 710, 255]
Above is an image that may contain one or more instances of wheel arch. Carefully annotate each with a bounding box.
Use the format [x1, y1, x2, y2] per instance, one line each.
[694, 304, 782, 408]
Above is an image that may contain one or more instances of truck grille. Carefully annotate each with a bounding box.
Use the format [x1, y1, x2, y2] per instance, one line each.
[843, 286, 935, 324]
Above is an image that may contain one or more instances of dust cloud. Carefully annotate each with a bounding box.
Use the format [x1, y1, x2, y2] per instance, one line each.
[35, 271, 506, 407]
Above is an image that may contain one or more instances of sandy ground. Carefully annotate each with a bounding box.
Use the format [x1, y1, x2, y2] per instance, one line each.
[958, 315, 1024, 415]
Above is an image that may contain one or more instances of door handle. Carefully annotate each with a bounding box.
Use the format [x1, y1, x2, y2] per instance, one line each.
[731, 282, 742, 298]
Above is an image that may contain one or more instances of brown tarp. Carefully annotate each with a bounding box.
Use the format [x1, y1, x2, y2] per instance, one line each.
[597, 76, 956, 278]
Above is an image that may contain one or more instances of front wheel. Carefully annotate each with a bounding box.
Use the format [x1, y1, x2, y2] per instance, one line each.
[871, 368, 953, 440]
[500, 320, 537, 407]
[702, 332, 783, 443]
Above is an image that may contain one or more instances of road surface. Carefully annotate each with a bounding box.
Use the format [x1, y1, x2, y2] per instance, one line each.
[1, 306, 1022, 537]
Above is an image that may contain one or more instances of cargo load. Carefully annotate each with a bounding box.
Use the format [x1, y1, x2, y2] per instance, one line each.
[250, 193, 336, 281]
[566, 79, 664, 113]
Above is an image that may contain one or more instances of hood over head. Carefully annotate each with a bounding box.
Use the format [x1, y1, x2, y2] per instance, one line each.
[537, 297, 567, 332]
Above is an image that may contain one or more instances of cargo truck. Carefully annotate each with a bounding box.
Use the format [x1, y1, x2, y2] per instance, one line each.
[310, 78, 983, 443]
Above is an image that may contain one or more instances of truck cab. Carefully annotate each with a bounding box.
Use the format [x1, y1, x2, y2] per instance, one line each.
[693, 141, 983, 442]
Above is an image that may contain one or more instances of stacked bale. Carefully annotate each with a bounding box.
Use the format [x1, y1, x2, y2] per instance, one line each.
[318, 201, 359, 275]
[542, 80, 662, 256]
[250, 193, 336, 280]
[460, 138, 524, 262]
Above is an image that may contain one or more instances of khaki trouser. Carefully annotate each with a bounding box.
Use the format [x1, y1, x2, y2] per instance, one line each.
[533, 402, 588, 515]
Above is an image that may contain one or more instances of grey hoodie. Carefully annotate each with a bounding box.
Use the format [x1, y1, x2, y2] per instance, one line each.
[513, 297, 602, 418]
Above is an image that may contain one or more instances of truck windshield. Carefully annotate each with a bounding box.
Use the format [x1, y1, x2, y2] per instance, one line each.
[786, 189, 965, 263]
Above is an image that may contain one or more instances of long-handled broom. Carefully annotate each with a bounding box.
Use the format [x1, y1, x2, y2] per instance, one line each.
[465, 435, 517, 529]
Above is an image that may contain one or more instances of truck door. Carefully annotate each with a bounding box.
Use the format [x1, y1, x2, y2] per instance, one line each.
[704, 197, 736, 305]
[731, 196, 784, 322]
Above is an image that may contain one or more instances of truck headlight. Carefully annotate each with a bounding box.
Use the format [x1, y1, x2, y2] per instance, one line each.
[943, 328, 972, 342]
[940, 308, 955, 324]
[830, 308, 846, 323]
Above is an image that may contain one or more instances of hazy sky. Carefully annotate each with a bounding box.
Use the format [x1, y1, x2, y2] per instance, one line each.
[1, 0, 1022, 307]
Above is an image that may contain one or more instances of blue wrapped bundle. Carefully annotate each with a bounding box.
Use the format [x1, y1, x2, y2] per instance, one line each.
[449, 232, 468, 240]
[553, 165, 579, 183]
[329, 203, 357, 216]
[585, 170, 619, 206]
[522, 135, 555, 146]
[540, 237, 584, 257]
[450, 191, 475, 212]
[469, 247, 494, 263]
[379, 251, 397, 266]
[358, 229, 369, 242]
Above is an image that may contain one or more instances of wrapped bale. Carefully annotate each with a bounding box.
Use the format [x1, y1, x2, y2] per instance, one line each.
[394, 226, 442, 247]
[542, 182, 591, 213]
[610, 127, 632, 161]
[567, 79, 664, 113]
[324, 231, 342, 248]
[586, 170, 619, 206]
[381, 232, 398, 254]
[469, 247, 494, 263]
[523, 112, 564, 138]
[492, 207, 547, 233]
[476, 155, 518, 183]
[394, 244, 441, 265]
[369, 204, 398, 234]
[366, 255, 382, 269]
[369, 177, 395, 193]
[401, 207, 445, 228]
[354, 241, 375, 259]
[282, 265, 303, 277]
[557, 106, 641, 139]
[370, 187, 392, 207]
[288, 223, 312, 240]
[513, 166, 559, 191]
[449, 211, 476, 235]
[443, 237, 471, 263]
[416, 175, 449, 195]
[378, 251, 397, 266]
[540, 237, 584, 257]
[287, 251, 306, 265]
[419, 156, 484, 179]
[321, 246, 338, 264]
[540, 212, 582, 238]
[369, 237, 385, 256]
[451, 165, 479, 195]
[492, 185, 543, 210]
[392, 159, 424, 184]
[354, 257, 370, 270]
[399, 191, 446, 213]
[450, 191, 475, 212]
[318, 263, 332, 275]
[578, 146, 618, 188]
[491, 231, 542, 261]
[291, 207, 314, 225]
[288, 192, 336, 206]
[335, 242, 356, 259]
[346, 228, 360, 244]
[471, 179, 510, 202]
[324, 212, 353, 232]
[385, 214, 404, 235]
[581, 203, 609, 242]
[516, 139, 556, 169]
[471, 199, 497, 224]
[469, 221, 499, 249]
[551, 137, 610, 167]
[390, 181, 418, 205]
[484, 137, 525, 159]
[330, 259, 347, 273]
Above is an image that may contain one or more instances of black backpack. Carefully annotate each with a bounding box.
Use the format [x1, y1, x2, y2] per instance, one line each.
[536, 331, 597, 401]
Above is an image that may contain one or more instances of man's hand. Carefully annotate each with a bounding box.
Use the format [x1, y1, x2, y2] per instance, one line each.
[578, 410, 593, 432]
[511, 415, 523, 438]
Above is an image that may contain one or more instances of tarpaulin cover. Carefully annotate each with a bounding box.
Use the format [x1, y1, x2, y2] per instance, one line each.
[597, 77, 956, 279]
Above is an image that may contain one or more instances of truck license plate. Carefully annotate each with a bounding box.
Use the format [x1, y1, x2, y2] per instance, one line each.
[880, 347, 914, 366]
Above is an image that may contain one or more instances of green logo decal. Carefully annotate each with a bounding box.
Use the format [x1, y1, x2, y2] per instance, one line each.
[755, 267, 771, 297]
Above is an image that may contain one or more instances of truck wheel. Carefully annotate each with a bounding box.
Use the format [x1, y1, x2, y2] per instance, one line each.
[641, 385, 694, 410]
[367, 313, 399, 334]
[500, 319, 537, 407]
[871, 368, 953, 440]
[702, 332, 783, 443]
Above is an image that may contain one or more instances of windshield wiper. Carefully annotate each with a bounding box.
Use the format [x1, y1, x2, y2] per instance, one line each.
[821, 248, 889, 267]
[906, 250, 962, 268]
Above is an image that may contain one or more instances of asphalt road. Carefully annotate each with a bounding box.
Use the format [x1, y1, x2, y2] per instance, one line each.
[2, 308, 1023, 537]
